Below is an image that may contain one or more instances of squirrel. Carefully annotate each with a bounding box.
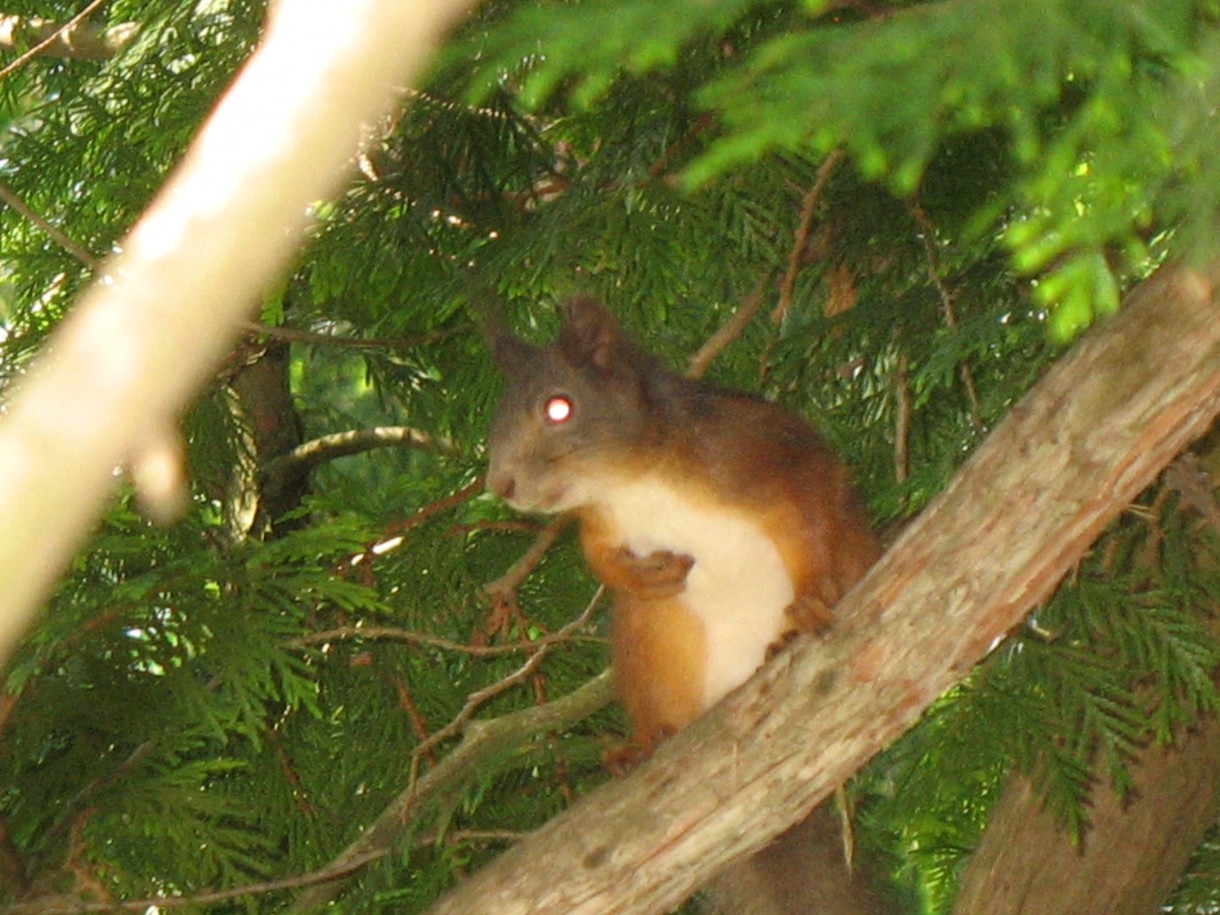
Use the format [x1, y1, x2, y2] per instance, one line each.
[486, 297, 885, 913]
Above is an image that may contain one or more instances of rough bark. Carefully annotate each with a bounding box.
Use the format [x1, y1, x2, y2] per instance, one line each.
[0, 0, 475, 667]
[229, 341, 307, 537]
[953, 715, 1220, 915]
[422, 264, 1220, 915]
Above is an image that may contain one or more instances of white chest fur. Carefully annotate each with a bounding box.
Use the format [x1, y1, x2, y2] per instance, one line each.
[597, 476, 794, 710]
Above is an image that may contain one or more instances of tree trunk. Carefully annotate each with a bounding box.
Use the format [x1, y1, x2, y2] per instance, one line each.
[420, 264, 1220, 915]
[953, 715, 1220, 915]
[228, 340, 307, 538]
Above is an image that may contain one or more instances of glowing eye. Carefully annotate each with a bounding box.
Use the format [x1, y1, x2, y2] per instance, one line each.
[544, 395, 574, 424]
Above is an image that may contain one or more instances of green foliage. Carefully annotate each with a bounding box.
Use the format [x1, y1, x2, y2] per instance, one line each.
[452, 0, 1215, 337]
[1172, 830, 1220, 913]
[2, 0, 1220, 911]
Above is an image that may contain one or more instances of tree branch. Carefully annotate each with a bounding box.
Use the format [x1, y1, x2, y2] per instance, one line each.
[0, 181, 99, 270]
[950, 451, 1220, 913]
[260, 425, 458, 484]
[239, 319, 460, 350]
[289, 667, 616, 912]
[686, 273, 772, 379]
[0, 13, 136, 61]
[0, 5, 130, 73]
[422, 263, 1220, 914]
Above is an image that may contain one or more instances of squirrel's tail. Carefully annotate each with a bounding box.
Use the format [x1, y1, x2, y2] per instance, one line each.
[706, 802, 891, 915]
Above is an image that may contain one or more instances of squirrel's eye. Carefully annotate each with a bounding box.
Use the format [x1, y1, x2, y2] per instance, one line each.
[543, 395, 574, 424]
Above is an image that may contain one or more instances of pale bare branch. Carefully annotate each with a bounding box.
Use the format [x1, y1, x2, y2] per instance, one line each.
[0, 0, 475, 667]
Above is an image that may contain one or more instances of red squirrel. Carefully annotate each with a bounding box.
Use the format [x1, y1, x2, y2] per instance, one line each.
[486, 297, 884, 912]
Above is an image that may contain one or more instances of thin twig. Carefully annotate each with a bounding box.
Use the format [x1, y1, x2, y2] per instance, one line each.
[240, 319, 460, 350]
[773, 149, 844, 324]
[686, 273, 772, 379]
[333, 480, 485, 589]
[294, 622, 604, 656]
[909, 199, 984, 429]
[409, 645, 554, 786]
[384, 478, 484, 539]
[0, 14, 138, 60]
[647, 112, 715, 180]
[893, 351, 911, 486]
[406, 587, 605, 785]
[0, 0, 112, 82]
[482, 514, 571, 602]
[0, 181, 100, 270]
[395, 672, 440, 766]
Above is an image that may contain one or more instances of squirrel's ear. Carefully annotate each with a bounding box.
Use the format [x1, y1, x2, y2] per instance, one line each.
[485, 321, 537, 374]
[468, 288, 535, 374]
[557, 297, 624, 371]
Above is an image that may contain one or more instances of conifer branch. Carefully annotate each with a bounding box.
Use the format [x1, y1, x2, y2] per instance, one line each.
[284, 591, 608, 910]
[9, 666, 615, 914]
[288, 665, 615, 911]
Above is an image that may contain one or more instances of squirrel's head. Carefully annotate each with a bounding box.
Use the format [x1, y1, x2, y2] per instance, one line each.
[486, 297, 659, 513]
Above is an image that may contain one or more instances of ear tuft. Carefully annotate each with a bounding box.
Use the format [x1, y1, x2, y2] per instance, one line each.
[487, 325, 538, 374]
[466, 285, 539, 374]
[474, 306, 537, 374]
[557, 297, 624, 371]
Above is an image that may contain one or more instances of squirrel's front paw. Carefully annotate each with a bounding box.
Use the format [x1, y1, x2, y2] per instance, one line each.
[615, 547, 694, 599]
[765, 596, 833, 660]
[784, 593, 833, 635]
